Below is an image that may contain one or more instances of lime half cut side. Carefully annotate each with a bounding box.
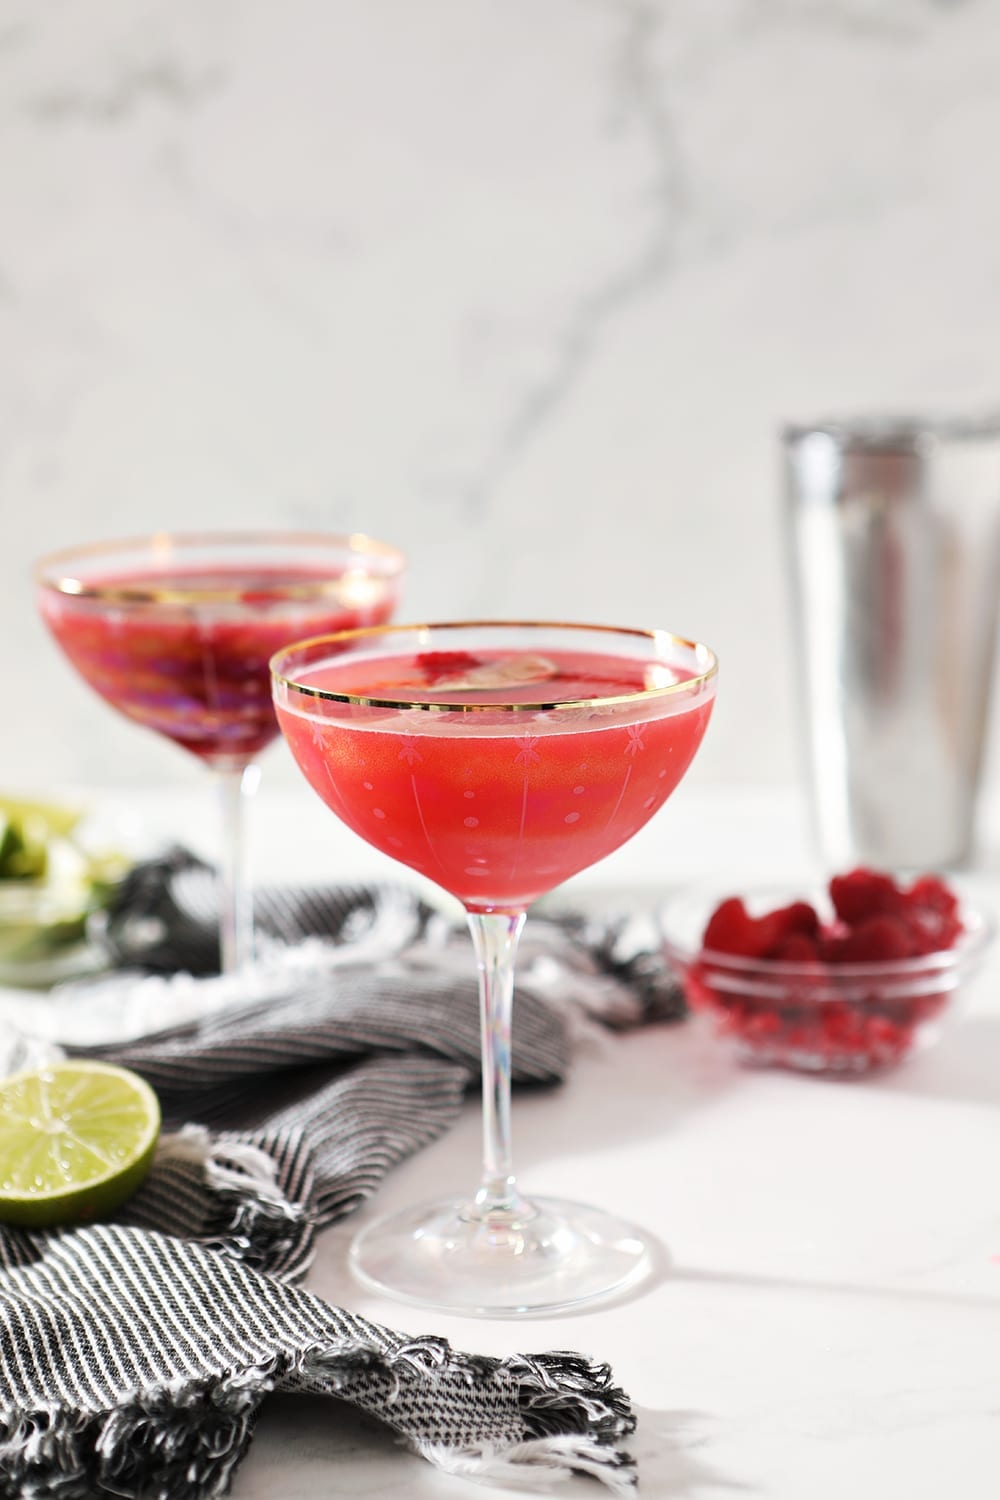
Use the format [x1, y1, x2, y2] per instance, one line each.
[0, 1061, 161, 1228]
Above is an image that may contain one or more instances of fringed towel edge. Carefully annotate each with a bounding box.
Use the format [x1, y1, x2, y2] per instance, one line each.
[299, 1339, 637, 1493]
[0, 1365, 272, 1500]
[0, 1336, 636, 1500]
[155, 1125, 311, 1273]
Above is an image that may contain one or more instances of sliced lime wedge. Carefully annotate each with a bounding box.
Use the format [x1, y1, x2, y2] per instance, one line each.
[0, 1061, 161, 1227]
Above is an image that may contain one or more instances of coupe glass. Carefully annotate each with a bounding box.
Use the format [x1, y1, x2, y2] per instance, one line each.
[272, 621, 717, 1315]
[36, 531, 405, 972]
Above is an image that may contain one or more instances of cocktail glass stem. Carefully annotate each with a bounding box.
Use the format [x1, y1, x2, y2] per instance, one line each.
[467, 910, 528, 1219]
[216, 763, 259, 973]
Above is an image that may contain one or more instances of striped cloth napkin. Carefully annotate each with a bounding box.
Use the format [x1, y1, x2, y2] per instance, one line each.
[0, 851, 682, 1500]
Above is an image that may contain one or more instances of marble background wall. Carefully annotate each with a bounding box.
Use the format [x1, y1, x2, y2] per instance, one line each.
[4, 0, 1000, 797]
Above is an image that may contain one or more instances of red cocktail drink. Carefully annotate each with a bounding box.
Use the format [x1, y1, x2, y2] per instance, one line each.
[277, 648, 712, 911]
[41, 564, 399, 767]
[272, 622, 717, 1316]
[37, 533, 405, 971]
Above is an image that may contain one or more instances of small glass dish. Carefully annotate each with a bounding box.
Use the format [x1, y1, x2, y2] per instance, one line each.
[660, 883, 996, 1075]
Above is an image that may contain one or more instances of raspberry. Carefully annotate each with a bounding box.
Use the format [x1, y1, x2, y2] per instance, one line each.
[906, 908, 962, 955]
[741, 1004, 784, 1048]
[417, 651, 482, 683]
[702, 898, 786, 958]
[772, 901, 821, 940]
[702, 898, 761, 956]
[903, 874, 963, 953]
[750, 910, 790, 956]
[829, 868, 906, 926]
[906, 874, 959, 919]
[770, 933, 821, 963]
[683, 871, 961, 1076]
[826, 916, 915, 964]
[864, 1017, 909, 1068]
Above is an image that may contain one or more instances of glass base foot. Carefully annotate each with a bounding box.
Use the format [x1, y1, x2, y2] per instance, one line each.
[349, 1194, 652, 1317]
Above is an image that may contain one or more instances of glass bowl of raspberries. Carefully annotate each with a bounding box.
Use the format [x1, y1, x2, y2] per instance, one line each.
[661, 868, 995, 1075]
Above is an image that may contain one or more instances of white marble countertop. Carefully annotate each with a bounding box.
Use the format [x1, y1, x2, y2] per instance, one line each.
[2, 780, 998, 1499]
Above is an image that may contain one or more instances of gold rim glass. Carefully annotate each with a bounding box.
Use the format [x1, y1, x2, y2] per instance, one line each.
[36, 529, 405, 605]
[270, 618, 717, 1317]
[36, 529, 405, 974]
[271, 618, 717, 714]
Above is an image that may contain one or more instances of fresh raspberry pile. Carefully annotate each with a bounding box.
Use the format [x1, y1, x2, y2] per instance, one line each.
[687, 869, 963, 1073]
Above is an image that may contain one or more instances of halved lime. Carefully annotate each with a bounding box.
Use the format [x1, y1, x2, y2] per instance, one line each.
[0, 1061, 161, 1228]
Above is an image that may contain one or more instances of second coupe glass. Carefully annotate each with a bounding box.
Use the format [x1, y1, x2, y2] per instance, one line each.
[37, 531, 405, 972]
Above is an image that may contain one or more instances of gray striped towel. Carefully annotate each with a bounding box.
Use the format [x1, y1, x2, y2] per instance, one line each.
[0, 852, 682, 1498]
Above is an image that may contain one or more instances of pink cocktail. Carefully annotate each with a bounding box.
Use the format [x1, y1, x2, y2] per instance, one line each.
[40, 563, 400, 766]
[277, 646, 712, 911]
[37, 533, 404, 970]
[272, 622, 717, 1315]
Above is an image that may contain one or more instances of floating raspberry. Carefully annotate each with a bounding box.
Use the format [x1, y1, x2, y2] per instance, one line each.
[416, 651, 482, 683]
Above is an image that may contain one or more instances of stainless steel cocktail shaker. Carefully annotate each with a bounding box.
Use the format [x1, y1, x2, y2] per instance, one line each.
[783, 416, 1000, 869]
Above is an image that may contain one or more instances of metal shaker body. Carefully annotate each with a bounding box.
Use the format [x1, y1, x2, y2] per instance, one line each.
[784, 418, 1000, 869]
